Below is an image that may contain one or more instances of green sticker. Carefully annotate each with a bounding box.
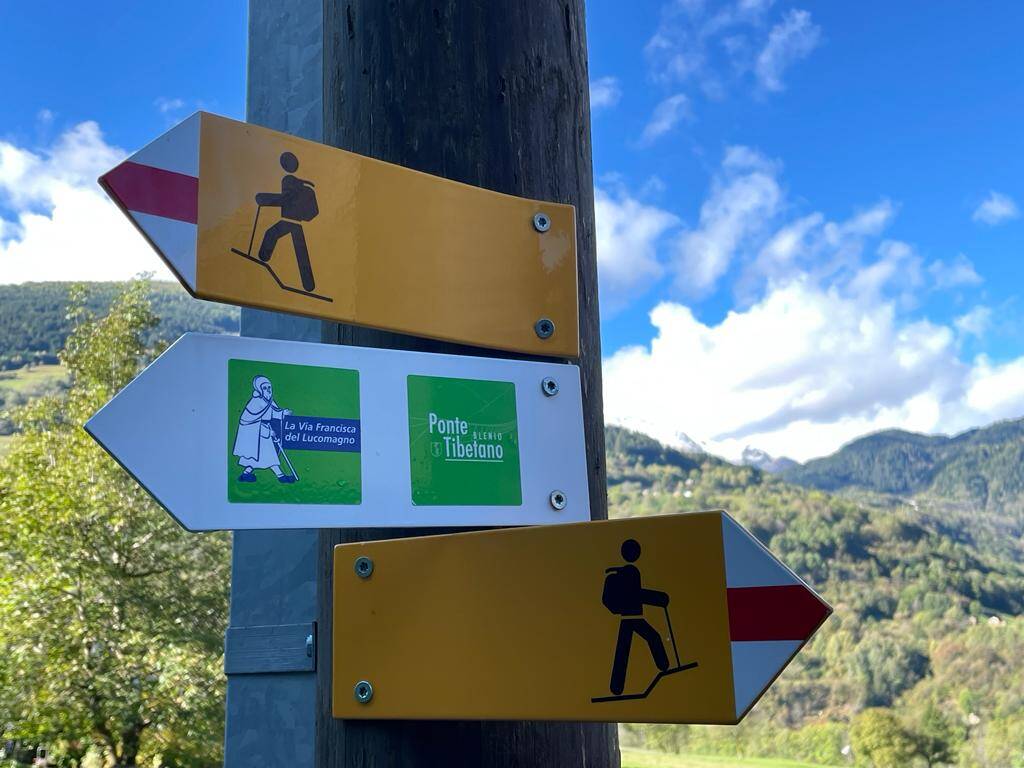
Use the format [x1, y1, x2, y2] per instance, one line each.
[407, 375, 522, 506]
[228, 359, 361, 504]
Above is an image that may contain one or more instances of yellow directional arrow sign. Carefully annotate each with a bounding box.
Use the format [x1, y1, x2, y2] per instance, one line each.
[99, 112, 579, 357]
[332, 511, 831, 723]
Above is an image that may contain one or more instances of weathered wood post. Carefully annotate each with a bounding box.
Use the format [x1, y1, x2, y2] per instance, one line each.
[227, 1, 616, 764]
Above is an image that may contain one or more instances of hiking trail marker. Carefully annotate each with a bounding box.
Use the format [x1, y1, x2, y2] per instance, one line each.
[99, 111, 580, 358]
[85, 333, 589, 531]
[332, 511, 831, 723]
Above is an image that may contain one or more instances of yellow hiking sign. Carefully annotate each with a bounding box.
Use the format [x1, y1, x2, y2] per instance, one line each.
[332, 512, 831, 723]
[99, 112, 579, 357]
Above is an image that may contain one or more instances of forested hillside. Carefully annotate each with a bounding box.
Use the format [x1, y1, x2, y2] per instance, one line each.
[780, 420, 1024, 517]
[608, 426, 1024, 767]
[0, 282, 238, 370]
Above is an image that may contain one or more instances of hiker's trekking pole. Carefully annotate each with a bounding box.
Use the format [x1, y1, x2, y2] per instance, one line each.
[664, 606, 681, 668]
[273, 434, 299, 481]
[244, 205, 263, 258]
[271, 416, 300, 481]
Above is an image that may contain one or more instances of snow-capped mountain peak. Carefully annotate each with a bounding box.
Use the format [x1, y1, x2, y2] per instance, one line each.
[741, 446, 799, 474]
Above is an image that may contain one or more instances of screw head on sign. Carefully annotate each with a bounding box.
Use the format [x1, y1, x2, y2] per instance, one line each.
[549, 490, 567, 511]
[534, 318, 555, 339]
[541, 377, 560, 397]
[533, 212, 552, 233]
[354, 680, 374, 704]
[354, 555, 374, 579]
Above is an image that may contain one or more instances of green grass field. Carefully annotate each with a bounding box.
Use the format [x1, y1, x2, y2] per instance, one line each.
[0, 363, 67, 396]
[0, 364, 68, 458]
[621, 749, 829, 768]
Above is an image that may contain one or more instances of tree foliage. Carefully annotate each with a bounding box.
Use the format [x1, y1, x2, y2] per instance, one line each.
[0, 282, 230, 768]
[850, 708, 918, 767]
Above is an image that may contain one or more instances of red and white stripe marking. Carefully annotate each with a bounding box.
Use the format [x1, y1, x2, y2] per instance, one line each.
[722, 514, 831, 719]
[99, 113, 200, 289]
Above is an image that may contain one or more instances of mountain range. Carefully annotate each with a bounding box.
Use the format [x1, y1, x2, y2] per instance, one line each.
[611, 413, 1024, 518]
[780, 418, 1024, 516]
[607, 417, 707, 454]
[741, 446, 799, 474]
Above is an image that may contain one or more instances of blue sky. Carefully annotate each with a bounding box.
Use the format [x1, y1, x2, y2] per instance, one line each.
[1, 1, 1022, 461]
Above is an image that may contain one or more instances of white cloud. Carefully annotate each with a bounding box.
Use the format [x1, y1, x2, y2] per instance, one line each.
[604, 279, 1022, 462]
[590, 77, 622, 111]
[755, 9, 822, 92]
[737, 198, 898, 304]
[755, 213, 823, 275]
[737, 0, 775, 14]
[673, 145, 781, 294]
[702, 0, 773, 41]
[154, 97, 186, 115]
[641, 176, 668, 197]
[645, 0, 818, 101]
[722, 144, 777, 173]
[604, 145, 1007, 464]
[639, 93, 690, 145]
[825, 200, 896, 241]
[0, 122, 173, 284]
[955, 306, 992, 338]
[595, 187, 679, 314]
[646, 29, 705, 84]
[928, 253, 983, 289]
[972, 191, 1019, 226]
[966, 356, 1024, 421]
[847, 240, 922, 301]
[675, 146, 966, 310]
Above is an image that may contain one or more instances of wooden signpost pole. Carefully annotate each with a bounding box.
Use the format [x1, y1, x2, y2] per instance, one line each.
[229, 0, 616, 765]
[316, 2, 615, 765]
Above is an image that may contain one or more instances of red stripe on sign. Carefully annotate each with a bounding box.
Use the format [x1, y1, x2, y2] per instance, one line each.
[728, 585, 831, 642]
[100, 161, 198, 224]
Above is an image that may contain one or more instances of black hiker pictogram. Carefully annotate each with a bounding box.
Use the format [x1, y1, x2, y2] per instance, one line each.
[592, 538, 698, 703]
[232, 152, 333, 303]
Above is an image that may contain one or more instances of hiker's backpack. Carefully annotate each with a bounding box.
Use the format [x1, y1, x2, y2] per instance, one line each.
[602, 566, 633, 615]
[290, 179, 319, 221]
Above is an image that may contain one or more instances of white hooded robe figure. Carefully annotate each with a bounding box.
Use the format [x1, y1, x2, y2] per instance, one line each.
[232, 375, 295, 483]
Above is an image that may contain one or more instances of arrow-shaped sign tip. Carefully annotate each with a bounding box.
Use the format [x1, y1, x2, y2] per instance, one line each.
[99, 113, 202, 291]
[721, 514, 832, 720]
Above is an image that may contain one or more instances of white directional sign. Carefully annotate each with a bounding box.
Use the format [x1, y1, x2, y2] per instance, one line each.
[86, 333, 590, 531]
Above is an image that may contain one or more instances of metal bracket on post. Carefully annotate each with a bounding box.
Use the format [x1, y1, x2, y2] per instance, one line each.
[225, 622, 317, 675]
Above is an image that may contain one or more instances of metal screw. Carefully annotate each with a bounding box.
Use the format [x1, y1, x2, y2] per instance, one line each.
[354, 680, 374, 704]
[305, 633, 314, 658]
[354, 555, 374, 579]
[533, 212, 551, 232]
[541, 377, 559, 397]
[534, 317, 555, 339]
[549, 490, 567, 510]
